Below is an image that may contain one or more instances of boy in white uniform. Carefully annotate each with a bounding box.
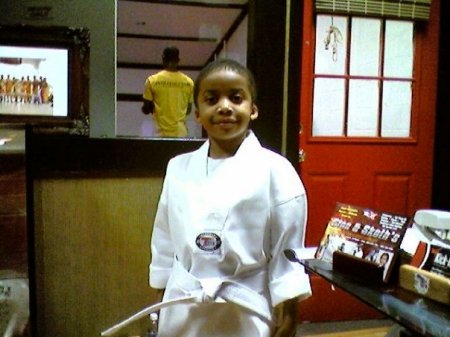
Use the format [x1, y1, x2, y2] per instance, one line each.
[150, 59, 311, 337]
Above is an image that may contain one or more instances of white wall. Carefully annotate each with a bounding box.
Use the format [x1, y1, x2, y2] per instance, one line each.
[218, 16, 248, 65]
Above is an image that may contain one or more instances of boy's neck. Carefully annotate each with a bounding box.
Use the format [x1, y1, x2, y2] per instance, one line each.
[164, 61, 178, 72]
[208, 145, 236, 159]
[208, 132, 249, 159]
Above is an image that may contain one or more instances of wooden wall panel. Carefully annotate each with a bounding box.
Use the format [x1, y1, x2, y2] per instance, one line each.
[0, 154, 29, 337]
[33, 177, 164, 337]
[0, 157, 28, 274]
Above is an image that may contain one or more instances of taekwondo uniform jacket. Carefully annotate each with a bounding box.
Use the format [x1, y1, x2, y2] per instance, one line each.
[149, 131, 311, 337]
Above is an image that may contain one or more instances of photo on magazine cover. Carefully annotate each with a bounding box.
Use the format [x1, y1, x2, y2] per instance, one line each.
[315, 202, 411, 282]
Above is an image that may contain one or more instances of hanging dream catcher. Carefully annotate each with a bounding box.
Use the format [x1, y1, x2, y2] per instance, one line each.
[324, 16, 343, 62]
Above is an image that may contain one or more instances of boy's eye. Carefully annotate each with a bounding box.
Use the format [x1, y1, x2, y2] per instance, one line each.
[204, 95, 218, 104]
[230, 94, 243, 104]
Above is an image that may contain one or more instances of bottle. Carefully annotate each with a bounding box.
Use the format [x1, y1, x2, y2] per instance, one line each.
[147, 312, 158, 337]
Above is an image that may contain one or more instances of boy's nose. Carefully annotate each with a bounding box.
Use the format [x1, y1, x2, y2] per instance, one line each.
[217, 99, 232, 114]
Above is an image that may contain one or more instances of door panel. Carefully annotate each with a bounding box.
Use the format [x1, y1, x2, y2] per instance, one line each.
[305, 174, 347, 245]
[297, 0, 440, 322]
[302, 145, 420, 247]
[373, 175, 411, 212]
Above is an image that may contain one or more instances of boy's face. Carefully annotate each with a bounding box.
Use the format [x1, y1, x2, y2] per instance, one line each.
[195, 69, 258, 146]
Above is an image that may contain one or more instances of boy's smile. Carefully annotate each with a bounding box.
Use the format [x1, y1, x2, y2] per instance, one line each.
[195, 69, 258, 157]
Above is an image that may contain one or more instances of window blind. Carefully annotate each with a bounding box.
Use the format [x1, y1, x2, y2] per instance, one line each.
[314, 0, 431, 21]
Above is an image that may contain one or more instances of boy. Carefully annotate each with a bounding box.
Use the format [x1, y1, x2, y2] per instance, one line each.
[142, 46, 194, 138]
[150, 59, 311, 336]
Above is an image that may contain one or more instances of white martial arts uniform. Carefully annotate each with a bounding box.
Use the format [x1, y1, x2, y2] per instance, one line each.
[150, 131, 311, 337]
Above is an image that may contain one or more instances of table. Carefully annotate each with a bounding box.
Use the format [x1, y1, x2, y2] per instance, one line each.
[299, 259, 450, 337]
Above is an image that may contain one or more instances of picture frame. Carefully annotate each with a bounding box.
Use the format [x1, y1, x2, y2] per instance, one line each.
[0, 25, 90, 135]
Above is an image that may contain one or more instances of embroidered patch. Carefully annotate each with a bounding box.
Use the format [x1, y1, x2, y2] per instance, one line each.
[196, 232, 222, 252]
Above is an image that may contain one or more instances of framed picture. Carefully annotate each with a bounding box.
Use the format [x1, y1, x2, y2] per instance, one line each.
[0, 25, 89, 135]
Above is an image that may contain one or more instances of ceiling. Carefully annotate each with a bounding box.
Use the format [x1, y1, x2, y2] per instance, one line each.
[117, 0, 248, 68]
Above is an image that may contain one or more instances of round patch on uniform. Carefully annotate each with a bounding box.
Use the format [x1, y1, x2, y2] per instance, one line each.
[196, 232, 222, 252]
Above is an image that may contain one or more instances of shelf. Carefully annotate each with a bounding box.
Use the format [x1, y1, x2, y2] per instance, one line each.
[300, 259, 450, 336]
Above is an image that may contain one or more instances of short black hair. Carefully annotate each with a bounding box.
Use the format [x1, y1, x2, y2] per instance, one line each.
[162, 46, 180, 62]
[194, 59, 257, 107]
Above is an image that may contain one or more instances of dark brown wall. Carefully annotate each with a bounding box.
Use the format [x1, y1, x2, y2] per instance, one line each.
[247, 0, 302, 168]
[432, 1, 450, 210]
[247, 0, 286, 155]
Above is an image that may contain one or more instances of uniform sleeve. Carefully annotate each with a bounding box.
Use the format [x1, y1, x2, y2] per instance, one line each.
[149, 163, 175, 289]
[267, 160, 312, 307]
[143, 76, 153, 101]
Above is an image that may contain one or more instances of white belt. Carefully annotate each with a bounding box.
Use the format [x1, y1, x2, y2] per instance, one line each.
[101, 262, 271, 336]
[101, 294, 198, 336]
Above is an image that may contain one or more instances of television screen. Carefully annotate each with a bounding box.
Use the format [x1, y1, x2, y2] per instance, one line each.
[0, 25, 89, 134]
[0, 45, 69, 117]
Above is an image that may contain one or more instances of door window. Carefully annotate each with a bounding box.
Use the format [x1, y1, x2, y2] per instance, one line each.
[312, 15, 414, 138]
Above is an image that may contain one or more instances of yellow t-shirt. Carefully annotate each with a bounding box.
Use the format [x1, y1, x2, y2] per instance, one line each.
[143, 70, 194, 137]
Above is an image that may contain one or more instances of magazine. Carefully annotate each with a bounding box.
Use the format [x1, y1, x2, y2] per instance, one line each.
[315, 202, 411, 282]
[422, 245, 450, 279]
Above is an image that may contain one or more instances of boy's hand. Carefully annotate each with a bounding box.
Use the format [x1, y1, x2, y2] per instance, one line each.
[142, 100, 154, 114]
[272, 297, 298, 337]
[272, 318, 296, 337]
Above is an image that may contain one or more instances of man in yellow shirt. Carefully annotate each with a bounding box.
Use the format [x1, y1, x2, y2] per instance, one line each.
[142, 46, 194, 137]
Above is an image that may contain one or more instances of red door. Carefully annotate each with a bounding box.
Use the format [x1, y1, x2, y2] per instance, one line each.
[297, 0, 440, 322]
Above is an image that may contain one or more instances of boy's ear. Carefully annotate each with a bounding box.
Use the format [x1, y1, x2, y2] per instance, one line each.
[250, 104, 259, 120]
[195, 109, 200, 122]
